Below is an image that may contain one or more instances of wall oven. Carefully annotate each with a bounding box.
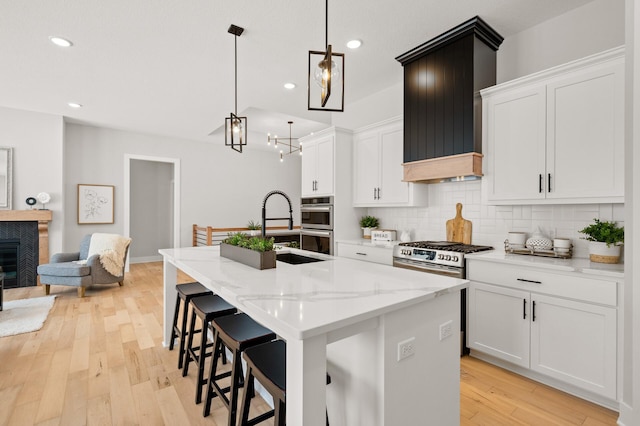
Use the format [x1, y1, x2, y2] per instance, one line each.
[300, 196, 334, 255]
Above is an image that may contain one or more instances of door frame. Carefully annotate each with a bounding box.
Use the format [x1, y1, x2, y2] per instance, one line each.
[124, 154, 181, 251]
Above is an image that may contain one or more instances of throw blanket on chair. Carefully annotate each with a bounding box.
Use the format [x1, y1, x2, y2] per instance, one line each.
[85, 233, 132, 276]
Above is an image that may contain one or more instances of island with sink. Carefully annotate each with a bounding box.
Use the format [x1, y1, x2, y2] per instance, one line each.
[160, 245, 467, 426]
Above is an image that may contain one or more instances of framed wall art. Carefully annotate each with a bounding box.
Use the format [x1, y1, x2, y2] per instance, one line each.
[77, 184, 114, 224]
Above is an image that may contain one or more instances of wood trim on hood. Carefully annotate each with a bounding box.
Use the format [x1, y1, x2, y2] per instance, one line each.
[402, 152, 483, 183]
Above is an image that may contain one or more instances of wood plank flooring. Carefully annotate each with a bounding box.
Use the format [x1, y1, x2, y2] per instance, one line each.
[0, 262, 619, 425]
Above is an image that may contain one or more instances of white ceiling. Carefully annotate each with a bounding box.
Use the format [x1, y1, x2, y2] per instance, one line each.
[0, 0, 594, 145]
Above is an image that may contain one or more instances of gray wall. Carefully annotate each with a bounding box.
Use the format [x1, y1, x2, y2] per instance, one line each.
[130, 159, 173, 262]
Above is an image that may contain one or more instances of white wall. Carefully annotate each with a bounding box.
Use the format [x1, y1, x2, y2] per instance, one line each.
[331, 81, 403, 130]
[497, 0, 625, 83]
[64, 123, 301, 251]
[0, 106, 65, 253]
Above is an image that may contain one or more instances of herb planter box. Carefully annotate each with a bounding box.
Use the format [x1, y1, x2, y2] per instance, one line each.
[220, 243, 276, 270]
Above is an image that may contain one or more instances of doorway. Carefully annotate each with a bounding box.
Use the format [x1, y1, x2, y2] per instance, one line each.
[124, 154, 181, 263]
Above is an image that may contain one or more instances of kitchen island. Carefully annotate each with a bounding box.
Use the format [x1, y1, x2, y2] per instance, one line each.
[160, 245, 467, 426]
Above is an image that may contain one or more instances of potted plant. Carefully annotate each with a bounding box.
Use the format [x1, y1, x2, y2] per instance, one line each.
[579, 218, 624, 264]
[220, 232, 276, 269]
[359, 215, 380, 239]
[247, 220, 262, 236]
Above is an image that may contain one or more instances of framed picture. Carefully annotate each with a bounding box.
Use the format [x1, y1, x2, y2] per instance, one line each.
[0, 147, 13, 210]
[77, 184, 114, 224]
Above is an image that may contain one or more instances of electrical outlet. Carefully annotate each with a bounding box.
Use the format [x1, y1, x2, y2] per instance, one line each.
[397, 337, 415, 361]
[439, 320, 453, 341]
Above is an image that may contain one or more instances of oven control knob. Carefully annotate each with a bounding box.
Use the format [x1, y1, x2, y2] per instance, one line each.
[437, 254, 443, 260]
[446, 255, 452, 261]
[452, 256, 459, 262]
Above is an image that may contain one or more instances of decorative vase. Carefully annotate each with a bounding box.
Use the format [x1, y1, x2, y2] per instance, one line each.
[362, 227, 376, 239]
[588, 241, 621, 264]
[220, 243, 276, 270]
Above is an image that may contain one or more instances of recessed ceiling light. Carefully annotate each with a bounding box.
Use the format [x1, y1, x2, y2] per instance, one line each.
[67, 102, 82, 108]
[346, 39, 362, 49]
[49, 36, 73, 47]
[284, 83, 296, 90]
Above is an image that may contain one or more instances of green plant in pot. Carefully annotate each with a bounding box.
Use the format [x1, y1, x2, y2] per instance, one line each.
[246, 220, 262, 236]
[579, 219, 624, 264]
[359, 215, 380, 239]
[221, 232, 276, 269]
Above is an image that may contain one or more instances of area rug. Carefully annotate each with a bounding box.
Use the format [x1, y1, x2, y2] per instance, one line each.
[0, 295, 57, 338]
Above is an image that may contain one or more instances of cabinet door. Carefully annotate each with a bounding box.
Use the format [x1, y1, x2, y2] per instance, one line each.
[379, 127, 409, 204]
[530, 294, 617, 399]
[301, 141, 318, 197]
[353, 133, 380, 205]
[486, 86, 546, 202]
[546, 60, 624, 201]
[314, 136, 334, 196]
[468, 282, 530, 368]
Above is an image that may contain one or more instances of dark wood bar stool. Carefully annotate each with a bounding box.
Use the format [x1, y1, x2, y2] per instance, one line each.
[182, 294, 237, 404]
[239, 340, 332, 426]
[169, 282, 213, 369]
[203, 313, 276, 426]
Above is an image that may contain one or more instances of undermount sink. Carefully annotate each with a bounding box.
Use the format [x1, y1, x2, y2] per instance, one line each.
[276, 252, 325, 265]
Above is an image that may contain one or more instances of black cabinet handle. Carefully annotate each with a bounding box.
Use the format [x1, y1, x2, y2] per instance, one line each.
[523, 299, 527, 319]
[378, 188, 381, 199]
[517, 278, 542, 284]
[548, 173, 551, 192]
[532, 300, 536, 322]
[356, 252, 367, 256]
[373, 188, 377, 200]
[539, 174, 543, 193]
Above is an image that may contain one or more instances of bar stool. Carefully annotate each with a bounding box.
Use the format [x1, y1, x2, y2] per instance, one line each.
[182, 294, 237, 404]
[203, 313, 276, 426]
[169, 282, 213, 369]
[238, 340, 332, 426]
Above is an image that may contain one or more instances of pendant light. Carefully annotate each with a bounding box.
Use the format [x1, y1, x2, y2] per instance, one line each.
[308, 0, 344, 112]
[267, 121, 302, 162]
[225, 24, 247, 153]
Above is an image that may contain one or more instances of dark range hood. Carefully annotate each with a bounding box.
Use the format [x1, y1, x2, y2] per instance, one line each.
[396, 16, 503, 183]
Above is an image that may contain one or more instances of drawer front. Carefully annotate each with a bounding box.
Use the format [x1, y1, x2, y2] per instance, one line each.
[337, 243, 392, 265]
[468, 260, 617, 306]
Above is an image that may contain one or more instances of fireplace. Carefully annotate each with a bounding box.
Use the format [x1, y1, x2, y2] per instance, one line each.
[0, 239, 20, 288]
[0, 210, 53, 288]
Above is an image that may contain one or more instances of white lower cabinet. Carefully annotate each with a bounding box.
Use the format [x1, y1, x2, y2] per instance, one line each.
[336, 241, 393, 265]
[468, 259, 618, 401]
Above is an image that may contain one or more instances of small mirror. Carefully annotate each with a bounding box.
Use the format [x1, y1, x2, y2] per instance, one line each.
[0, 147, 13, 210]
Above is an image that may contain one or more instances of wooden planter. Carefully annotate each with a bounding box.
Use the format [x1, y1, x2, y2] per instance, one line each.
[220, 243, 276, 270]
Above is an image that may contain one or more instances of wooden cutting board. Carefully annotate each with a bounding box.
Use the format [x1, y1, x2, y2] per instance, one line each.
[446, 203, 472, 244]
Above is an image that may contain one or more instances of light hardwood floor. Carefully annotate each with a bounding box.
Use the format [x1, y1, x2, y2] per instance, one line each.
[0, 262, 618, 425]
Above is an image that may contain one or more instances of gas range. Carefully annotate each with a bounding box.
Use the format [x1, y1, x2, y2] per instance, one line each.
[392, 241, 493, 273]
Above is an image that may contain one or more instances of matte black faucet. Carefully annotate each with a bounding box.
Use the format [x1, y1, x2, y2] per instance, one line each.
[261, 190, 293, 238]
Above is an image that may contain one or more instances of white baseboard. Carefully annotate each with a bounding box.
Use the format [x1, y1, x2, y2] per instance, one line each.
[617, 401, 632, 426]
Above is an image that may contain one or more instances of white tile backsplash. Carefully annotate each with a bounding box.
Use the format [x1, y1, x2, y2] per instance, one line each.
[368, 180, 625, 260]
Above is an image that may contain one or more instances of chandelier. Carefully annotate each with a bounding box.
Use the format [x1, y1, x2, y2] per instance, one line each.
[308, 0, 344, 112]
[268, 121, 302, 162]
[225, 24, 247, 153]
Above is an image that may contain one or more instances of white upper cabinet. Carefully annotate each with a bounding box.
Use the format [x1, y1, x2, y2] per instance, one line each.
[301, 134, 334, 197]
[353, 117, 427, 207]
[482, 47, 624, 204]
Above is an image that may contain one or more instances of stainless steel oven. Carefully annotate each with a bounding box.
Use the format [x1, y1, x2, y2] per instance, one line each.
[301, 196, 333, 230]
[393, 241, 493, 355]
[300, 229, 333, 255]
[300, 196, 334, 254]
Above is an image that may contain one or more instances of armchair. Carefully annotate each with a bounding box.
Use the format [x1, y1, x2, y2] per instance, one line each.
[37, 234, 131, 297]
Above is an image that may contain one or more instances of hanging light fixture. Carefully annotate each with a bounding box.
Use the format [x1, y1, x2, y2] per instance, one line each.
[308, 0, 344, 112]
[267, 121, 302, 162]
[225, 24, 247, 153]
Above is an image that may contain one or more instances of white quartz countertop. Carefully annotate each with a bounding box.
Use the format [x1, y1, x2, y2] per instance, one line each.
[159, 246, 467, 340]
[335, 239, 400, 249]
[466, 250, 624, 279]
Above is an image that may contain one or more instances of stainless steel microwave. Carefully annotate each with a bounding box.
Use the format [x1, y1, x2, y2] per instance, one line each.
[300, 197, 333, 230]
